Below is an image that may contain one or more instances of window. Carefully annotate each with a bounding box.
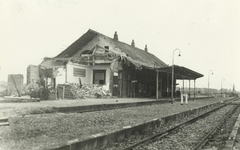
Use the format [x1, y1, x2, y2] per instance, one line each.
[93, 70, 106, 85]
[73, 68, 86, 77]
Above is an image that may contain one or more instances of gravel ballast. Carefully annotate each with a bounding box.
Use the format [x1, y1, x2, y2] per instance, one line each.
[204, 104, 240, 149]
[136, 105, 234, 150]
[102, 104, 218, 150]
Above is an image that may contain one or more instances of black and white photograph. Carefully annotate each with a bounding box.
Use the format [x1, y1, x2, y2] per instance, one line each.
[0, 0, 240, 149]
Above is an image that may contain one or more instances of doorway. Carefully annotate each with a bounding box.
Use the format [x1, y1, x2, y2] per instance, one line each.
[112, 72, 118, 96]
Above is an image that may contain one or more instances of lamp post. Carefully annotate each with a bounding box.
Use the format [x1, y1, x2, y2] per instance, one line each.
[221, 78, 225, 98]
[208, 70, 213, 99]
[171, 48, 181, 103]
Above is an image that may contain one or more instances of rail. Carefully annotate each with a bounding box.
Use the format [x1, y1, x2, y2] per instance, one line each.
[123, 97, 239, 150]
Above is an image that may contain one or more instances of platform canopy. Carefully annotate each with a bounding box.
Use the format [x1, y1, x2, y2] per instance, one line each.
[158, 65, 204, 80]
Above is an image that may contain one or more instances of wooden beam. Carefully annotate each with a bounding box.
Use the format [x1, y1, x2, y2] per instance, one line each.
[11, 75, 21, 97]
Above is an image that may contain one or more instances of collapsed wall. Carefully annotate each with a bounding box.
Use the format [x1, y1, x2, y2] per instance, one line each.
[7, 74, 24, 96]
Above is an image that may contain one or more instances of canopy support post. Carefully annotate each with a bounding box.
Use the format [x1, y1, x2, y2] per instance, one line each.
[167, 72, 169, 99]
[189, 79, 190, 97]
[194, 79, 196, 98]
[182, 78, 184, 93]
[156, 70, 159, 100]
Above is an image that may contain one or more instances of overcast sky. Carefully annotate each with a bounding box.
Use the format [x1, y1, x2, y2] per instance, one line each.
[0, 0, 239, 91]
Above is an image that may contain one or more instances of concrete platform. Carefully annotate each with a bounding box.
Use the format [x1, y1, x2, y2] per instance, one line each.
[0, 99, 40, 103]
[224, 114, 240, 149]
[0, 117, 8, 123]
[52, 96, 212, 113]
[0, 122, 9, 126]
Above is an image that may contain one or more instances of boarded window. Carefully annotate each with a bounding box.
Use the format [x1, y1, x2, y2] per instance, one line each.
[73, 68, 86, 77]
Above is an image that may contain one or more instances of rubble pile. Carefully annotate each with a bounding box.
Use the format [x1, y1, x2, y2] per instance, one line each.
[70, 83, 111, 99]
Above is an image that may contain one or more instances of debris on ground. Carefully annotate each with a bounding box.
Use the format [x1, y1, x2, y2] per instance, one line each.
[70, 83, 111, 99]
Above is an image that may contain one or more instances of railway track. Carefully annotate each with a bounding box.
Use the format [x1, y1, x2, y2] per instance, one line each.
[193, 102, 240, 150]
[201, 104, 240, 150]
[118, 97, 240, 150]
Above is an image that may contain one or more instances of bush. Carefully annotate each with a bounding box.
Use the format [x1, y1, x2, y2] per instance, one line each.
[38, 67, 56, 100]
[22, 67, 57, 100]
[29, 88, 40, 98]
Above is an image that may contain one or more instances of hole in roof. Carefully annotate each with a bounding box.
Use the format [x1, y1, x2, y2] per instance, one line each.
[81, 50, 93, 54]
[104, 46, 109, 53]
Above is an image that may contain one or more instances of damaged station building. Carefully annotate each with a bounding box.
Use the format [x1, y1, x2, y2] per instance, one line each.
[40, 29, 203, 99]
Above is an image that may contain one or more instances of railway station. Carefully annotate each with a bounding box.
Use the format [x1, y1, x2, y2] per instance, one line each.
[1, 29, 239, 150]
[1, 0, 240, 149]
[39, 29, 203, 100]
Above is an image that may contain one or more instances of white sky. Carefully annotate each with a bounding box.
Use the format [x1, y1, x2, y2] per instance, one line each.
[0, 0, 239, 91]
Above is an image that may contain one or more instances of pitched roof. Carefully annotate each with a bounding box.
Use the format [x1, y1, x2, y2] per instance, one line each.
[112, 39, 167, 68]
[55, 29, 168, 69]
[56, 30, 98, 58]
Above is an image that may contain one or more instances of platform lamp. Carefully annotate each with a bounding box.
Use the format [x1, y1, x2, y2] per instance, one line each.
[171, 48, 181, 103]
[221, 78, 225, 98]
[208, 70, 213, 99]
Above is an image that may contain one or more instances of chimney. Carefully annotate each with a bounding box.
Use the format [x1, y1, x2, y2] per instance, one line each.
[144, 45, 148, 52]
[113, 31, 118, 41]
[131, 40, 135, 47]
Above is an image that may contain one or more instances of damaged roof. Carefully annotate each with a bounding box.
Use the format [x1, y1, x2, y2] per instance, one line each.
[55, 29, 168, 69]
[56, 30, 98, 58]
[112, 39, 167, 68]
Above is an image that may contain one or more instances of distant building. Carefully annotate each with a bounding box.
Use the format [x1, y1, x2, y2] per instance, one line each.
[8, 74, 24, 95]
[27, 65, 39, 85]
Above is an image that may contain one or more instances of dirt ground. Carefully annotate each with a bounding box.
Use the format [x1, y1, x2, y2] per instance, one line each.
[0, 97, 232, 118]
